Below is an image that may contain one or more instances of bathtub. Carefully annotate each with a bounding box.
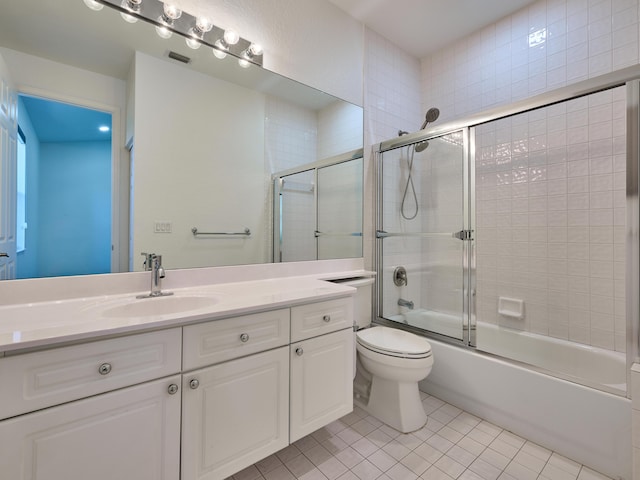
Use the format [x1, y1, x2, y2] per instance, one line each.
[391, 310, 627, 393]
[476, 321, 627, 394]
[386, 311, 631, 479]
[389, 309, 462, 339]
[419, 336, 631, 480]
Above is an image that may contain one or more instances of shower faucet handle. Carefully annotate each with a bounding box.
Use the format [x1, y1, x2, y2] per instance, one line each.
[393, 266, 408, 286]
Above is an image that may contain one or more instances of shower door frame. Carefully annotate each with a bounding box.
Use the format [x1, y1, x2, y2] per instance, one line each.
[374, 127, 476, 347]
[272, 148, 364, 263]
[374, 65, 640, 394]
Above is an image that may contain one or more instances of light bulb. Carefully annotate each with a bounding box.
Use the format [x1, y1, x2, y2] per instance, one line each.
[155, 23, 172, 39]
[121, 12, 138, 23]
[223, 29, 239, 45]
[83, 0, 104, 11]
[213, 48, 227, 59]
[238, 58, 251, 69]
[195, 17, 213, 33]
[248, 43, 263, 56]
[120, 0, 141, 23]
[163, 4, 181, 20]
[213, 39, 228, 59]
[186, 37, 202, 50]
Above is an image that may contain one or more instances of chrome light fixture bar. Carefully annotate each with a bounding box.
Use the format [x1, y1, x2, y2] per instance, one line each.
[85, 0, 264, 67]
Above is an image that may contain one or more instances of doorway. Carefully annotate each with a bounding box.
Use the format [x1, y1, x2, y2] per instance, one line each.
[16, 95, 113, 278]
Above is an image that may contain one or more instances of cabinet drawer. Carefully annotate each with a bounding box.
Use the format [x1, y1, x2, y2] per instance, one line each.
[0, 328, 182, 420]
[291, 297, 353, 342]
[183, 308, 290, 370]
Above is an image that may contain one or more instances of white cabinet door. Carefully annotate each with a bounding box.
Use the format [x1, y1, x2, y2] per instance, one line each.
[0, 375, 182, 480]
[182, 346, 289, 480]
[290, 328, 353, 442]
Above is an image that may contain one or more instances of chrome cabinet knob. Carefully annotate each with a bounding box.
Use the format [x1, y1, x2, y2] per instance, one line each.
[323, 315, 331, 322]
[167, 384, 179, 395]
[295, 347, 304, 356]
[240, 333, 249, 343]
[189, 378, 200, 389]
[98, 363, 112, 375]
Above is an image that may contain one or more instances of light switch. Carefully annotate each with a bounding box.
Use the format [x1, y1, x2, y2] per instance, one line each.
[154, 222, 172, 233]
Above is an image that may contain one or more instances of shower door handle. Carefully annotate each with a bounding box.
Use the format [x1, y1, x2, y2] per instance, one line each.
[452, 230, 473, 241]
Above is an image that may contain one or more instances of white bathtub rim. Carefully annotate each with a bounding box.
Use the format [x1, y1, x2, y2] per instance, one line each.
[476, 321, 627, 395]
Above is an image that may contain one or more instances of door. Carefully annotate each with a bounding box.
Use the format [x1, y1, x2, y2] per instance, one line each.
[376, 129, 470, 342]
[316, 158, 363, 260]
[181, 347, 289, 480]
[290, 328, 353, 442]
[0, 375, 182, 480]
[0, 53, 17, 279]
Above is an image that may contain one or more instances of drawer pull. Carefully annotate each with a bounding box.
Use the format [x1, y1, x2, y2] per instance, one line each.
[323, 315, 331, 322]
[189, 378, 200, 390]
[295, 347, 304, 356]
[167, 384, 179, 395]
[98, 363, 112, 375]
[240, 333, 250, 343]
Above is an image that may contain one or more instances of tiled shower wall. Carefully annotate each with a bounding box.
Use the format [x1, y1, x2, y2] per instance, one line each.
[475, 86, 626, 352]
[417, 0, 635, 353]
[363, 28, 425, 314]
[421, 0, 639, 123]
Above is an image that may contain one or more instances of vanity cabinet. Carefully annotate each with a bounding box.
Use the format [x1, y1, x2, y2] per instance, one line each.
[0, 329, 183, 480]
[0, 293, 354, 480]
[181, 347, 289, 480]
[290, 327, 353, 442]
[180, 298, 353, 480]
[0, 374, 182, 480]
[181, 309, 291, 480]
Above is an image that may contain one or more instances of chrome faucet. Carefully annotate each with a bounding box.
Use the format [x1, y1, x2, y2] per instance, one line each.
[397, 298, 414, 310]
[138, 253, 173, 298]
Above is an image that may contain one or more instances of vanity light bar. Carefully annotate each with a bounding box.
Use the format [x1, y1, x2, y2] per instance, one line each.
[85, 0, 264, 67]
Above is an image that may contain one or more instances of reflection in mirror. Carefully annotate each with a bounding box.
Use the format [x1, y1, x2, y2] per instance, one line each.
[0, 0, 364, 280]
[273, 152, 363, 263]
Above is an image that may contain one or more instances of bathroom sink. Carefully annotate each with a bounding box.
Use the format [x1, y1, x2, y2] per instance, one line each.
[101, 294, 219, 318]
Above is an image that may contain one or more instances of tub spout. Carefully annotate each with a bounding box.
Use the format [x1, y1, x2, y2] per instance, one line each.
[398, 298, 414, 310]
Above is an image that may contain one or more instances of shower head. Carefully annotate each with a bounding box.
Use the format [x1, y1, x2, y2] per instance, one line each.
[420, 107, 440, 129]
[414, 140, 429, 153]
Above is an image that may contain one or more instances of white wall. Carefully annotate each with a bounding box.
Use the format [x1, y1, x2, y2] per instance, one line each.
[0, 48, 127, 111]
[317, 101, 364, 160]
[169, 0, 364, 106]
[132, 52, 268, 270]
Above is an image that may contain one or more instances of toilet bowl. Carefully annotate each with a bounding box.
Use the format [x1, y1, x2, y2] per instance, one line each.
[334, 277, 434, 434]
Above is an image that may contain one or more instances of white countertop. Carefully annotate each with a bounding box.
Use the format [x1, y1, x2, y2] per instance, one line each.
[0, 276, 356, 354]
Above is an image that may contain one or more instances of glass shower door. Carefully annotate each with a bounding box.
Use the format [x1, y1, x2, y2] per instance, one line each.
[376, 130, 470, 342]
[316, 158, 363, 260]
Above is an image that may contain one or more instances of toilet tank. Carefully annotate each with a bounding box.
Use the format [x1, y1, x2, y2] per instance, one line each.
[331, 277, 375, 329]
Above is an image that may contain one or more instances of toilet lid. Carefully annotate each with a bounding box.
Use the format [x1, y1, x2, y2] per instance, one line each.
[357, 326, 432, 358]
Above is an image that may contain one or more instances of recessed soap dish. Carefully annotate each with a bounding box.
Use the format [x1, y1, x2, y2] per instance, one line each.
[498, 297, 524, 319]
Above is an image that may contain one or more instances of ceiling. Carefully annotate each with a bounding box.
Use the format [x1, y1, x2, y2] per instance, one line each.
[328, 0, 539, 58]
[20, 96, 112, 143]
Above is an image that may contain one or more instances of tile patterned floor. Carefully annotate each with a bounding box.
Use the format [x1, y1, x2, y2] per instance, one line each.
[227, 391, 613, 480]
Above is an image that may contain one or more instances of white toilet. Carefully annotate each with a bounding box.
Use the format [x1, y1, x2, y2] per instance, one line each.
[339, 277, 433, 433]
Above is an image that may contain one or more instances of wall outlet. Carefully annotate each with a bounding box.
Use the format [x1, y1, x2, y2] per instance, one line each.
[154, 222, 172, 233]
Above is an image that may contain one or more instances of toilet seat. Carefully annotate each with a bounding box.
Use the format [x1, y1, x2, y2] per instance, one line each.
[357, 326, 432, 359]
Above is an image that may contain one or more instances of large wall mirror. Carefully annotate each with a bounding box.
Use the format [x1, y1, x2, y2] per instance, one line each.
[0, 0, 364, 281]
